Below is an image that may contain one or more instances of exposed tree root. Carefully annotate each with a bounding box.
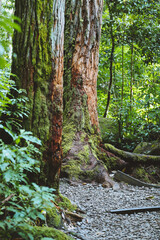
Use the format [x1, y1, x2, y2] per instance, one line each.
[62, 132, 117, 187]
[104, 144, 160, 164]
[114, 170, 160, 188]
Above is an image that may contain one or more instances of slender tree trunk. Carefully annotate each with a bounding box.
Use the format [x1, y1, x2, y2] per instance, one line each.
[113, 65, 117, 100]
[121, 37, 124, 112]
[103, 4, 114, 118]
[130, 39, 134, 114]
[62, 0, 113, 184]
[12, 0, 65, 188]
[119, 35, 124, 141]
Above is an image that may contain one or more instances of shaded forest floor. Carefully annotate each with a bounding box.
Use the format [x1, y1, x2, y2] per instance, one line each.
[60, 179, 160, 240]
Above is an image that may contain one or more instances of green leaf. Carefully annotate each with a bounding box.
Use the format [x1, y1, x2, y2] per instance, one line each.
[19, 130, 41, 145]
[31, 196, 43, 206]
[29, 211, 37, 220]
[36, 212, 46, 220]
[3, 170, 12, 182]
[0, 162, 9, 171]
[41, 238, 55, 240]
[0, 124, 15, 140]
[32, 183, 41, 192]
[0, 222, 5, 230]
[27, 233, 34, 240]
[19, 185, 34, 196]
[2, 149, 15, 163]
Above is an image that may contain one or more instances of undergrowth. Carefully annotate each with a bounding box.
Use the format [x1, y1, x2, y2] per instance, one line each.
[0, 74, 56, 239]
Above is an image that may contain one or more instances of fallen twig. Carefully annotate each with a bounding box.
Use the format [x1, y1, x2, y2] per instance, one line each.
[1, 194, 15, 204]
[109, 206, 160, 214]
[64, 210, 84, 221]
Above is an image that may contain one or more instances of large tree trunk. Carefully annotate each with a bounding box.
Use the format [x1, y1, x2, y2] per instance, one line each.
[62, 0, 113, 184]
[12, 0, 65, 188]
[64, 0, 102, 129]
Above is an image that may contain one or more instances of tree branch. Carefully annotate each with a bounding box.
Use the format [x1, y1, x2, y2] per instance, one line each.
[1, 194, 15, 205]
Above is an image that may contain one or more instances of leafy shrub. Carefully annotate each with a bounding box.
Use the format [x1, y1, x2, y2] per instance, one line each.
[0, 75, 55, 239]
[0, 2, 21, 69]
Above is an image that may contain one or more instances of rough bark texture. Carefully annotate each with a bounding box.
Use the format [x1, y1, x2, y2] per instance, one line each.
[62, 0, 114, 185]
[12, 0, 65, 187]
[64, 0, 102, 128]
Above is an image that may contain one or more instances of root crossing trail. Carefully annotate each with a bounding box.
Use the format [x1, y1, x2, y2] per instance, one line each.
[60, 180, 160, 240]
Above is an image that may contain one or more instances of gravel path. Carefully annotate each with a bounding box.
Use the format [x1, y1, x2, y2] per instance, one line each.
[60, 180, 160, 240]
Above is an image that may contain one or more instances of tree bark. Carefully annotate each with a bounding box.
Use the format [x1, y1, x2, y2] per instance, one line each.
[64, 0, 102, 129]
[62, 0, 111, 184]
[103, 3, 115, 118]
[130, 39, 134, 116]
[104, 144, 160, 164]
[12, 0, 65, 187]
[119, 35, 124, 136]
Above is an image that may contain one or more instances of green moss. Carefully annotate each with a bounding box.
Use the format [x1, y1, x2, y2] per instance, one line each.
[47, 207, 62, 229]
[81, 165, 99, 181]
[62, 127, 103, 181]
[88, 137, 99, 159]
[133, 142, 148, 154]
[77, 145, 90, 163]
[62, 121, 76, 156]
[62, 159, 82, 179]
[97, 144, 124, 170]
[57, 194, 77, 211]
[32, 88, 50, 141]
[20, 226, 73, 240]
[80, 133, 87, 142]
[133, 141, 160, 155]
[21, 0, 54, 142]
[103, 156, 117, 169]
[134, 167, 150, 182]
[97, 151, 107, 162]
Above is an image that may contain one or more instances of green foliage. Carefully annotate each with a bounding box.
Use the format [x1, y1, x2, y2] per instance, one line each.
[98, 0, 160, 150]
[0, 1, 21, 69]
[56, 194, 77, 212]
[0, 76, 29, 133]
[0, 76, 56, 239]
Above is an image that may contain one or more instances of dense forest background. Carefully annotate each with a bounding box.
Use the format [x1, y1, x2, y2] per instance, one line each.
[0, 0, 160, 239]
[0, 0, 160, 151]
[98, 0, 160, 150]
